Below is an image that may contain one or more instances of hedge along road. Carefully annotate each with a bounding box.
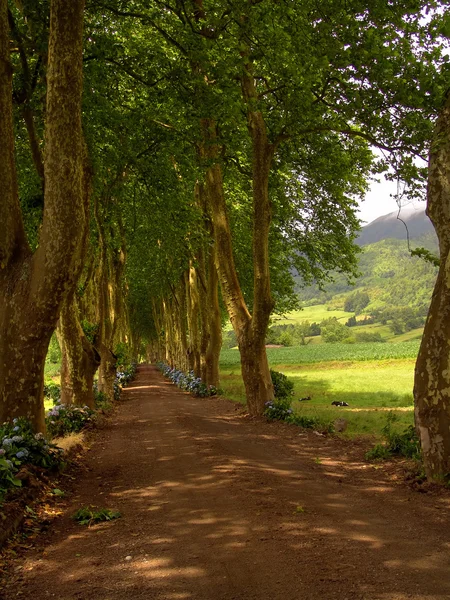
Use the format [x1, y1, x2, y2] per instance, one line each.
[2, 365, 450, 600]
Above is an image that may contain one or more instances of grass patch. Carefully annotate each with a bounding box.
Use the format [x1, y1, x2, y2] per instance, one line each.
[220, 358, 415, 438]
[44, 361, 61, 379]
[273, 306, 351, 325]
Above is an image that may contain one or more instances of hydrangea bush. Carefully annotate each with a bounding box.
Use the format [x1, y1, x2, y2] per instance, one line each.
[116, 362, 137, 387]
[157, 363, 219, 397]
[264, 371, 332, 432]
[0, 417, 63, 503]
[46, 404, 96, 438]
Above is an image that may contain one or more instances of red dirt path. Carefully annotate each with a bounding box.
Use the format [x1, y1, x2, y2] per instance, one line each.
[2, 364, 450, 599]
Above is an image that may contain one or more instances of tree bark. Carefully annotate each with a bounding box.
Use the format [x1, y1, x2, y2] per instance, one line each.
[414, 95, 450, 479]
[205, 248, 222, 387]
[202, 114, 275, 415]
[188, 262, 201, 376]
[0, 0, 87, 431]
[58, 292, 100, 409]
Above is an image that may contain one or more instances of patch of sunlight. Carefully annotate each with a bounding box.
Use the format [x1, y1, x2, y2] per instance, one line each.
[137, 561, 206, 579]
[350, 534, 384, 549]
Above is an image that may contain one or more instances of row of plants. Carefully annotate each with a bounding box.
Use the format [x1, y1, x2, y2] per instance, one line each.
[1, 362, 138, 505]
[0, 418, 63, 504]
[220, 340, 421, 368]
[157, 363, 219, 397]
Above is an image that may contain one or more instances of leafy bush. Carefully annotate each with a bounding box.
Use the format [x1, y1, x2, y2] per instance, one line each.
[290, 414, 327, 430]
[365, 444, 392, 461]
[366, 412, 421, 461]
[270, 369, 294, 400]
[157, 363, 219, 397]
[266, 322, 319, 346]
[46, 404, 96, 438]
[344, 291, 370, 314]
[320, 318, 350, 343]
[115, 363, 137, 387]
[113, 362, 137, 400]
[80, 320, 99, 344]
[264, 398, 293, 421]
[264, 399, 331, 432]
[44, 381, 61, 404]
[0, 418, 63, 503]
[94, 388, 112, 411]
[354, 332, 385, 343]
[46, 334, 61, 364]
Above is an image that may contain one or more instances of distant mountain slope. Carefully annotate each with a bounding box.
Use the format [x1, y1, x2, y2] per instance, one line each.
[295, 215, 439, 312]
[357, 205, 436, 246]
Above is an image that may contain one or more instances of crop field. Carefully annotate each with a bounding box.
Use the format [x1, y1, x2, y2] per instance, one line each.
[220, 342, 419, 437]
[220, 340, 421, 369]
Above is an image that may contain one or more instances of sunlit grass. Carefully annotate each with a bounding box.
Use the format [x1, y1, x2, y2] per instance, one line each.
[44, 361, 61, 379]
[220, 358, 416, 438]
[272, 306, 350, 325]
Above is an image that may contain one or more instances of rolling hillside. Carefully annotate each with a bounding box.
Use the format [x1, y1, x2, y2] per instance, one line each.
[296, 206, 439, 314]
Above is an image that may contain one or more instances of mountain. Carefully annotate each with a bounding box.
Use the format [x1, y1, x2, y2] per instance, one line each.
[356, 205, 436, 246]
[295, 206, 439, 312]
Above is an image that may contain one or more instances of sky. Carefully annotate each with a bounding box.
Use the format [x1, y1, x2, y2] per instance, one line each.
[357, 176, 426, 226]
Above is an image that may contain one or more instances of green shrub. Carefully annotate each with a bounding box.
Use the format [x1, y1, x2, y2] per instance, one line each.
[365, 444, 392, 460]
[365, 412, 421, 461]
[0, 418, 63, 503]
[270, 369, 294, 400]
[320, 318, 350, 343]
[46, 404, 96, 438]
[354, 332, 385, 343]
[94, 390, 111, 411]
[44, 382, 61, 404]
[264, 398, 293, 421]
[47, 334, 61, 364]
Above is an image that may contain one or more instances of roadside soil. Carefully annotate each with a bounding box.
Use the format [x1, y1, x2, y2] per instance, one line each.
[1, 364, 450, 600]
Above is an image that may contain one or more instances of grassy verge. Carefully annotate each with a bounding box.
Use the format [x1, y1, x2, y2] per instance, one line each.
[220, 357, 415, 438]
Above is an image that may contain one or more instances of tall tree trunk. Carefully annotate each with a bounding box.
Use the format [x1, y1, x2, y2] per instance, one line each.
[414, 95, 450, 480]
[152, 298, 165, 362]
[58, 293, 100, 409]
[202, 115, 275, 415]
[0, 0, 87, 431]
[197, 249, 210, 383]
[205, 249, 222, 387]
[188, 262, 201, 376]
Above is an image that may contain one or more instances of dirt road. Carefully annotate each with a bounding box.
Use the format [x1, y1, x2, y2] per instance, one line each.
[2, 365, 450, 600]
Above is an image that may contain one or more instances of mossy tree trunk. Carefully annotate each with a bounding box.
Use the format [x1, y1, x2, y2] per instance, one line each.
[201, 110, 275, 415]
[0, 0, 88, 431]
[57, 292, 100, 409]
[414, 95, 450, 480]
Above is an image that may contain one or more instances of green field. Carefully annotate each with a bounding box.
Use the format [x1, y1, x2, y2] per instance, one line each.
[220, 342, 419, 437]
[273, 306, 350, 325]
[220, 340, 421, 368]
